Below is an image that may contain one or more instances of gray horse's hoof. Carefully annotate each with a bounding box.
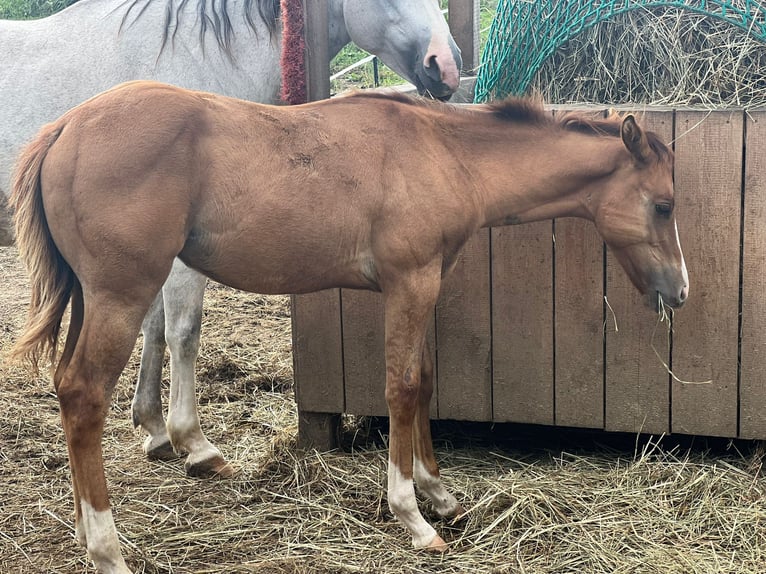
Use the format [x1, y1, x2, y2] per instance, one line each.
[143, 437, 179, 461]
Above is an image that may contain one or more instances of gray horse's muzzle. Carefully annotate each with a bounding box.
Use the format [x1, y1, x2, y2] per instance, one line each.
[415, 38, 462, 99]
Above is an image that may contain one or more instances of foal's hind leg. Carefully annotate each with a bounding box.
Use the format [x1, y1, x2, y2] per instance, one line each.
[412, 341, 464, 523]
[54, 282, 86, 546]
[162, 260, 232, 477]
[132, 289, 175, 460]
[57, 293, 152, 574]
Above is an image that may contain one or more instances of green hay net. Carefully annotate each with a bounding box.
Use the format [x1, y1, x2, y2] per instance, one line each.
[475, 0, 766, 102]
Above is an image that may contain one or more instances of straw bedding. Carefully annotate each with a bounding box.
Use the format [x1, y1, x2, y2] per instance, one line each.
[1, 244, 765, 573]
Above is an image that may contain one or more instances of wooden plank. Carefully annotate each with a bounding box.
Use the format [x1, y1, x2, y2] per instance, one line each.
[295, 0, 335, 450]
[671, 110, 742, 437]
[554, 218, 604, 428]
[291, 291, 344, 414]
[604, 110, 674, 435]
[435, 229, 492, 420]
[341, 290, 387, 417]
[448, 0, 480, 73]
[740, 110, 766, 439]
[491, 222, 554, 424]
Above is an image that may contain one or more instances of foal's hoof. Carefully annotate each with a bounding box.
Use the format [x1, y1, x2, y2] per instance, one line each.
[425, 534, 448, 553]
[185, 454, 237, 478]
[143, 437, 178, 461]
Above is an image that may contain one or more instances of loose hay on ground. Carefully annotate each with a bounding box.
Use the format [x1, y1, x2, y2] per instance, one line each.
[1, 244, 765, 573]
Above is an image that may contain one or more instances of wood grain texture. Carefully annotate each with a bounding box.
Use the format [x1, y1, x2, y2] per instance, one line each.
[448, 0, 480, 72]
[554, 218, 604, 428]
[341, 290, 388, 416]
[739, 110, 766, 439]
[303, 0, 330, 101]
[436, 230, 492, 421]
[491, 222, 554, 424]
[291, 291, 344, 413]
[671, 110, 742, 437]
[604, 110, 674, 435]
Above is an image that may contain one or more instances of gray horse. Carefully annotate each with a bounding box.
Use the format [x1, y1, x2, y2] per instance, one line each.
[1, 0, 462, 478]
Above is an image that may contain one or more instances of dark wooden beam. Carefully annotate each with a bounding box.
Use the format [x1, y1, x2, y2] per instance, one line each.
[449, 0, 480, 73]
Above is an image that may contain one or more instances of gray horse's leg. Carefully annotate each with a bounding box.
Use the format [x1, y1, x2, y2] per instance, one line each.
[132, 288, 176, 460]
[163, 260, 234, 477]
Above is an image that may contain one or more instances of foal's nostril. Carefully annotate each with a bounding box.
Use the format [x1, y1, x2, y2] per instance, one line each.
[675, 285, 689, 307]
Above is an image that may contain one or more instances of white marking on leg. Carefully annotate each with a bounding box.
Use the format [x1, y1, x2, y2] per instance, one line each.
[80, 500, 132, 574]
[75, 518, 86, 547]
[387, 462, 438, 548]
[413, 457, 460, 518]
[166, 358, 223, 470]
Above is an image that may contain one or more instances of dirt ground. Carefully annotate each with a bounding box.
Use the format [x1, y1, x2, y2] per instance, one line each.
[2, 246, 766, 574]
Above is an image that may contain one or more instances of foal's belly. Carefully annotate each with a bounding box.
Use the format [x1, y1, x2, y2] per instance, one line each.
[180, 227, 379, 295]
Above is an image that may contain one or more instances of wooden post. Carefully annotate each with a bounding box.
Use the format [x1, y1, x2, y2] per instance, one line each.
[448, 0, 480, 74]
[294, 0, 341, 451]
[303, 0, 330, 100]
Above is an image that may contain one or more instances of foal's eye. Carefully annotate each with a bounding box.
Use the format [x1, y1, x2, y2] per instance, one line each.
[655, 203, 673, 217]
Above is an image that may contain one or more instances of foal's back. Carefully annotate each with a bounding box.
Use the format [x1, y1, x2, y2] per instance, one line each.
[40, 82, 466, 296]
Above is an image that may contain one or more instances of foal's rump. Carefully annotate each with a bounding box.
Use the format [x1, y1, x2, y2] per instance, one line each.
[38, 83, 197, 277]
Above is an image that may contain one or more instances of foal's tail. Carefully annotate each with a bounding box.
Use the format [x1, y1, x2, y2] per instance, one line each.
[9, 122, 77, 373]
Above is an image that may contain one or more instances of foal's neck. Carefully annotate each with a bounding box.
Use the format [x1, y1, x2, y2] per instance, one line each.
[459, 121, 623, 229]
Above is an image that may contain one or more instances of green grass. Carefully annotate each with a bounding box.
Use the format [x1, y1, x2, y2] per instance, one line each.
[0, 0, 76, 19]
[330, 44, 404, 94]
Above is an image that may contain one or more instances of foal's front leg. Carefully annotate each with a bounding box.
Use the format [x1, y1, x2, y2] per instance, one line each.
[384, 273, 447, 550]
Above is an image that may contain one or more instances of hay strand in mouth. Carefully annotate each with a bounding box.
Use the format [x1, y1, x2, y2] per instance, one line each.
[604, 295, 619, 333]
[651, 293, 713, 386]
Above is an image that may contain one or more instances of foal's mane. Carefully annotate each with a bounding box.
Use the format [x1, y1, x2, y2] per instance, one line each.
[119, 0, 280, 57]
[341, 92, 672, 162]
[490, 97, 673, 162]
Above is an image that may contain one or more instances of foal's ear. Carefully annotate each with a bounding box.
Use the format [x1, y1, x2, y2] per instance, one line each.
[620, 115, 651, 163]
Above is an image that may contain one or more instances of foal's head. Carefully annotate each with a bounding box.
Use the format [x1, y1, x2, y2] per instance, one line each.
[577, 112, 688, 309]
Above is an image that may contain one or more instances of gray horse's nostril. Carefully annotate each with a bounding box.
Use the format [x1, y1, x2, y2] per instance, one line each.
[424, 55, 441, 82]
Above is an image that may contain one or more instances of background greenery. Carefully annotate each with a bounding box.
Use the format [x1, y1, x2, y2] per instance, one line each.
[0, 0, 76, 19]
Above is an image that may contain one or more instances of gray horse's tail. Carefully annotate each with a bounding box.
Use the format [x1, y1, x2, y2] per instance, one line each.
[9, 121, 75, 373]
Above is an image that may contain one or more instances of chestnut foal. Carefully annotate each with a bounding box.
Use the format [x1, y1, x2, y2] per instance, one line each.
[11, 82, 687, 573]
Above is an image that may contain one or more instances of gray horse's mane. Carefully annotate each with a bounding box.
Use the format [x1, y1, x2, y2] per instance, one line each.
[119, 0, 280, 57]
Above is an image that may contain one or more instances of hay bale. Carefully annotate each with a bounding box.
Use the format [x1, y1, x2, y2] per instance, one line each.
[529, 6, 766, 106]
